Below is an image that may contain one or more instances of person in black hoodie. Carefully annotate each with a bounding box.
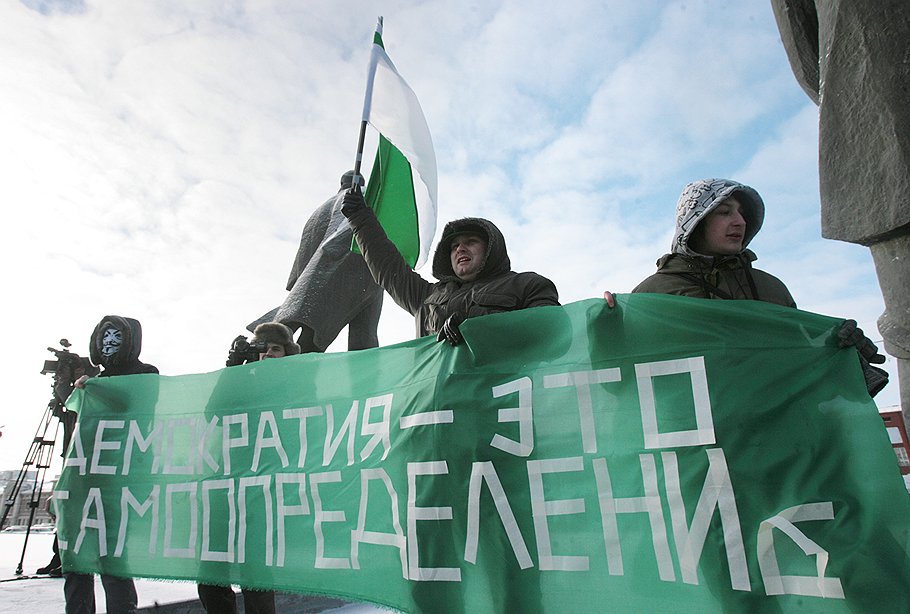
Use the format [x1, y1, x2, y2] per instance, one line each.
[65, 315, 158, 614]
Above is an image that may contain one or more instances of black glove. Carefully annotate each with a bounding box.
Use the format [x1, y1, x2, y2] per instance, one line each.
[436, 312, 465, 346]
[859, 355, 890, 398]
[340, 188, 366, 218]
[837, 319, 886, 364]
[838, 320, 889, 397]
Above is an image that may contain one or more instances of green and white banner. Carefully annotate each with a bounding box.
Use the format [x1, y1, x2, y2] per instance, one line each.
[55, 296, 910, 613]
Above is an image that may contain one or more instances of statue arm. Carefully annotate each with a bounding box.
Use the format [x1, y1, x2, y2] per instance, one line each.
[770, 0, 821, 104]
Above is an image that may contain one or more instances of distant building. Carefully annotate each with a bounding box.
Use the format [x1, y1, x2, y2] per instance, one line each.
[880, 406, 910, 494]
[0, 470, 55, 529]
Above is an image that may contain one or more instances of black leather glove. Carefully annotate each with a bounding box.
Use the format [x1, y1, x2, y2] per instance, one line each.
[436, 312, 465, 346]
[341, 188, 366, 218]
[837, 319, 886, 364]
[838, 320, 889, 396]
[859, 355, 890, 398]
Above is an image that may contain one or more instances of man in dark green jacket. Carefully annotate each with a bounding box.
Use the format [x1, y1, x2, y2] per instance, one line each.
[627, 177, 887, 396]
[341, 189, 559, 344]
[633, 178, 795, 306]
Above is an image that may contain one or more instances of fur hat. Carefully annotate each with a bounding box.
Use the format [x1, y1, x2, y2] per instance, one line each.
[252, 322, 301, 356]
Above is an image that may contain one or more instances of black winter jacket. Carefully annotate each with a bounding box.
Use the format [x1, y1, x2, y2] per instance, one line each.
[345, 208, 559, 337]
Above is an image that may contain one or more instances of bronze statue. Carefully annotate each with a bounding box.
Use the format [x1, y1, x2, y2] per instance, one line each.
[249, 171, 383, 352]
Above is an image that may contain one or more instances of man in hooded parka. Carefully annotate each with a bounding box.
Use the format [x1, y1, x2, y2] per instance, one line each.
[633, 178, 795, 305]
[340, 189, 559, 341]
[65, 315, 158, 614]
[631, 178, 888, 397]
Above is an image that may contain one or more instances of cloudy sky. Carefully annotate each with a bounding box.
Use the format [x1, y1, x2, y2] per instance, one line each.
[0, 0, 898, 470]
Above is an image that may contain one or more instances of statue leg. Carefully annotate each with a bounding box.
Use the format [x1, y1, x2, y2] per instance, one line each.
[295, 324, 324, 354]
[347, 294, 383, 351]
[870, 232, 910, 423]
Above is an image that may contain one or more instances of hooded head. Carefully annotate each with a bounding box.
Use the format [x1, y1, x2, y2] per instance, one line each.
[671, 178, 764, 257]
[252, 322, 301, 357]
[89, 315, 143, 368]
[431, 217, 511, 282]
[340, 170, 365, 191]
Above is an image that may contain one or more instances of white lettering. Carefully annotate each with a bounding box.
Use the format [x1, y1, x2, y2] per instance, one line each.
[276, 473, 310, 567]
[311, 471, 350, 569]
[543, 369, 621, 454]
[636, 356, 715, 449]
[251, 412, 289, 472]
[592, 455, 675, 580]
[74, 488, 106, 555]
[351, 468, 407, 577]
[663, 449, 749, 590]
[323, 403, 358, 466]
[283, 407, 323, 468]
[528, 457, 588, 571]
[360, 394, 393, 462]
[490, 377, 534, 457]
[200, 479, 235, 562]
[164, 483, 198, 558]
[222, 413, 249, 475]
[115, 486, 160, 557]
[407, 461, 460, 581]
[90, 420, 124, 475]
[465, 461, 533, 569]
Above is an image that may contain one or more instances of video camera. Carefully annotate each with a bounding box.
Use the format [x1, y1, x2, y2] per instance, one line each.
[40, 339, 99, 417]
[226, 335, 266, 367]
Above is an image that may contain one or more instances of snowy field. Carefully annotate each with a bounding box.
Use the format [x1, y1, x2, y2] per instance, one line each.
[0, 532, 390, 613]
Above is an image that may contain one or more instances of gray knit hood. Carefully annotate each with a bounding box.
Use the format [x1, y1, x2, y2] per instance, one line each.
[671, 178, 764, 257]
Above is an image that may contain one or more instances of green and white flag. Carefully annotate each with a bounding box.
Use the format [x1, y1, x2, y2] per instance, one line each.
[55, 296, 910, 613]
[360, 17, 437, 268]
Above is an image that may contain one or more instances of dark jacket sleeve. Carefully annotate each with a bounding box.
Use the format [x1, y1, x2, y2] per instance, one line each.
[518, 272, 560, 308]
[345, 206, 433, 316]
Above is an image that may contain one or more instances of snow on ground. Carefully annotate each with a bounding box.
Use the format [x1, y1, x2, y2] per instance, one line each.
[0, 532, 390, 613]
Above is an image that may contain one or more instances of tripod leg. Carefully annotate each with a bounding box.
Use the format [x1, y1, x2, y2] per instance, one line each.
[2, 399, 58, 575]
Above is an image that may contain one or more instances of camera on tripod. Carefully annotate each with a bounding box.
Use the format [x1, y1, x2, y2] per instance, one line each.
[40, 339, 99, 414]
[226, 335, 267, 367]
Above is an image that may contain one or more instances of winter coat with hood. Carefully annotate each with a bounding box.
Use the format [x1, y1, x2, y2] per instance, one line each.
[345, 207, 560, 337]
[89, 315, 159, 377]
[633, 178, 796, 307]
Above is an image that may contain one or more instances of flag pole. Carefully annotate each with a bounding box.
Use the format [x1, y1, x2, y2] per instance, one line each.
[352, 16, 383, 193]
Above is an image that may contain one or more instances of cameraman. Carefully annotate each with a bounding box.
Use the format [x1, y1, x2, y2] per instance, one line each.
[65, 315, 158, 614]
[197, 322, 299, 614]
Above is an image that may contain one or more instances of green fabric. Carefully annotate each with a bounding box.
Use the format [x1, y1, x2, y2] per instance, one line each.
[354, 134, 420, 267]
[55, 295, 910, 613]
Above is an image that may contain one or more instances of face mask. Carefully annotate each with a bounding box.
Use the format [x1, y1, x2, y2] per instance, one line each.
[101, 327, 122, 357]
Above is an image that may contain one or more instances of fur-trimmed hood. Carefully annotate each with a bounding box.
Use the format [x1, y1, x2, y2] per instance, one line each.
[671, 178, 764, 257]
[431, 217, 511, 282]
[89, 315, 143, 368]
